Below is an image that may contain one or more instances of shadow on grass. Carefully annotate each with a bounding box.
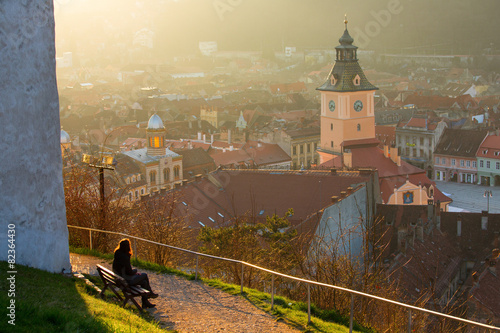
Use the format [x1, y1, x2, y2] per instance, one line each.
[0, 261, 110, 332]
[0, 261, 164, 333]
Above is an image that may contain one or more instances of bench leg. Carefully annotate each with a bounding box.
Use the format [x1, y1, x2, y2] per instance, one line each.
[123, 296, 143, 311]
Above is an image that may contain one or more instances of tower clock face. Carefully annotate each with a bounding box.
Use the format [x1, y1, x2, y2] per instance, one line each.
[328, 100, 336, 111]
[354, 100, 363, 112]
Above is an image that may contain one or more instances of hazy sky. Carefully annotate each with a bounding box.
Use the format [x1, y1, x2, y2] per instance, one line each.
[54, 0, 500, 61]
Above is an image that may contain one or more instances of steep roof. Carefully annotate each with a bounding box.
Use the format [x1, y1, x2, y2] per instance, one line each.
[434, 128, 488, 158]
[177, 148, 215, 169]
[317, 61, 378, 92]
[169, 169, 372, 229]
[476, 135, 500, 159]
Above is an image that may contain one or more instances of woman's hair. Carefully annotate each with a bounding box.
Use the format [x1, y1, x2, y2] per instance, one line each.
[114, 238, 133, 256]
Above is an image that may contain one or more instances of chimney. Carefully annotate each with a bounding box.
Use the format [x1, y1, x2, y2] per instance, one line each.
[197, 131, 202, 140]
[456, 215, 462, 237]
[343, 150, 352, 168]
[228, 129, 232, 145]
[481, 210, 488, 230]
[488, 249, 498, 274]
[194, 174, 202, 181]
[257, 141, 262, 148]
[389, 147, 401, 166]
[427, 199, 434, 221]
[331, 196, 339, 203]
[340, 191, 347, 198]
[229, 145, 234, 151]
[188, 141, 192, 149]
[330, 168, 337, 175]
[384, 145, 389, 158]
[203, 134, 206, 143]
[211, 134, 214, 144]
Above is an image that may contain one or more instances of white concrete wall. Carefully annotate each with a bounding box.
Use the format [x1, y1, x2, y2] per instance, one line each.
[314, 187, 368, 260]
[0, 1, 71, 273]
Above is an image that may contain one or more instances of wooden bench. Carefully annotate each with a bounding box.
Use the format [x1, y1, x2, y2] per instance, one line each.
[96, 264, 151, 311]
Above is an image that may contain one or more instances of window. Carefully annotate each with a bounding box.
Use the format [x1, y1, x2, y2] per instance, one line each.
[174, 166, 180, 179]
[128, 193, 132, 201]
[331, 141, 334, 148]
[137, 174, 141, 181]
[300, 145, 304, 154]
[132, 176, 136, 182]
[307, 143, 311, 153]
[480, 160, 484, 168]
[331, 123, 333, 131]
[164, 168, 170, 183]
[126, 177, 130, 184]
[420, 137, 424, 146]
[473, 161, 477, 168]
[460, 160, 464, 167]
[497, 162, 500, 170]
[357, 124, 361, 131]
[141, 189, 144, 195]
[293, 146, 296, 155]
[466, 160, 471, 167]
[436, 157, 440, 164]
[135, 190, 139, 199]
[149, 171, 156, 184]
[487, 161, 491, 169]
[451, 159, 456, 166]
[441, 158, 446, 164]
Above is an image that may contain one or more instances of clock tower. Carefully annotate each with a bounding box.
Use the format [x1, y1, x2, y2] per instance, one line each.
[317, 17, 378, 164]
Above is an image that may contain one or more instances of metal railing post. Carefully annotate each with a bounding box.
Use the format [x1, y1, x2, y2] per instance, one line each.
[65, 225, 500, 333]
[240, 263, 244, 293]
[407, 309, 412, 333]
[195, 255, 199, 280]
[133, 238, 137, 260]
[349, 294, 354, 333]
[271, 275, 275, 310]
[307, 283, 311, 325]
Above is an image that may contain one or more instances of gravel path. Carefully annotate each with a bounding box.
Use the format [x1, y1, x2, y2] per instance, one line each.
[70, 253, 302, 333]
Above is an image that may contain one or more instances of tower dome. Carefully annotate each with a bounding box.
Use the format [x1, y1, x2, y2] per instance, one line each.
[147, 114, 164, 129]
[60, 129, 70, 144]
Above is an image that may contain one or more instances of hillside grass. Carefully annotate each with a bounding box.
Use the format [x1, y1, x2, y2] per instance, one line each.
[71, 247, 371, 332]
[0, 260, 167, 333]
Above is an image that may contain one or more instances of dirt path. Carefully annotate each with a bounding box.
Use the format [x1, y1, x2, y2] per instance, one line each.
[70, 253, 302, 333]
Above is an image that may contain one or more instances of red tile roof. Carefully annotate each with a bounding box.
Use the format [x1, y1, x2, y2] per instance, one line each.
[477, 135, 500, 159]
[170, 169, 372, 229]
[270, 82, 306, 94]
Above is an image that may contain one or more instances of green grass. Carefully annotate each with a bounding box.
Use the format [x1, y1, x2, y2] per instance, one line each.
[70, 247, 373, 332]
[0, 261, 168, 333]
[203, 278, 371, 333]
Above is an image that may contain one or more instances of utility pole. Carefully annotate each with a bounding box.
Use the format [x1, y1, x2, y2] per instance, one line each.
[82, 153, 115, 226]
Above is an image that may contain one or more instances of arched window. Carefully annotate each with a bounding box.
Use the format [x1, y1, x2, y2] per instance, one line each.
[135, 190, 139, 199]
[128, 192, 132, 201]
[353, 75, 361, 86]
[164, 168, 170, 183]
[150, 171, 156, 184]
[357, 124, 361, 131]
[174, 166, 180, 179]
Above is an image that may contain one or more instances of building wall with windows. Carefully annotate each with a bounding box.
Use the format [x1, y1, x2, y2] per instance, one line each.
[476, 135, 500, 186]
[433, 155, 478, 183]
[395, 119, 447, 171]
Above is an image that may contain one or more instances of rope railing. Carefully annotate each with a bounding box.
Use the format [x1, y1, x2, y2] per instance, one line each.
[67, 225, 500, 332]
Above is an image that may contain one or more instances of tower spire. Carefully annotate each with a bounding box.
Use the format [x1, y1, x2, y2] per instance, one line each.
[344, 14, 348, 29]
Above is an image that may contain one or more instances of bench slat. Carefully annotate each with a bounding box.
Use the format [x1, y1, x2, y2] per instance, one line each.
[96, 264, 151, 311]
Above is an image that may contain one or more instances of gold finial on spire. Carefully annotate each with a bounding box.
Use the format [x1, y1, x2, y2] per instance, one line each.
[344, 14, 348, 28]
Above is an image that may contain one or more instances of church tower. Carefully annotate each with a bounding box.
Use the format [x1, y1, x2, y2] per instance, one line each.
[317, 17, 378, 164]
[146, 114, 166, 156]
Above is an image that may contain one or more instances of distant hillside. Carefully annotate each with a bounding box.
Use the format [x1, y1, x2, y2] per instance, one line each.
[55, 0, 499, 59]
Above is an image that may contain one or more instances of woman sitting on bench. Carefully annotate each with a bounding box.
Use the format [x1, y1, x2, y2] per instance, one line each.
[112, 238, 158, 308]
